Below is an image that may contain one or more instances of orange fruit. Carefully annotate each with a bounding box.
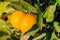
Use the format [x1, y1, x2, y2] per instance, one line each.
[8, 11, 36, 33]
[8, 11, 26, 29]
[19, 14, 36, 33]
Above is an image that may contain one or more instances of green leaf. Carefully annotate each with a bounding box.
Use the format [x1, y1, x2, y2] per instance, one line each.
[46, 29, 53, 40]
[6, 21, 13, 28]
[37, 0, 43, 30]
[43, 3, 57, 22]
[0, 35, 10, 40]
[10, 2, 25, 11]
[4, 6, 15, 14]
[0, 31, 8, 37]
[50, 32, 60, 40]
[54, 21, 60, 32]
[0, 1, 10, 17]
[8, 0, 19, 2]
[20, 28, 39, 40]
[26, 28, 39, 36]
[33, 33, 46, 40]
[56, 0, 60, 5]
[0, 19, 11, 34]
[19, 0, 37, 13]
[37, 12, 43, 30]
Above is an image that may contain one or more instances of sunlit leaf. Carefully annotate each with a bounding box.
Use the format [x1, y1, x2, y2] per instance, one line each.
[20, 28, 39, 40]
[0, 1, 10, 17]
[20, 35, 29, 40]
[43, 3, 57, 22]
[26, 28, 39, 36]
[56, 0, 60, 5]
[33, 33, 46, 40]
[4, 7, 15, 14]
[50, 32, 60, 40]
[0, 19, 11, 34]
[0, 35, 10, 40]
[54, 21, 60, 32]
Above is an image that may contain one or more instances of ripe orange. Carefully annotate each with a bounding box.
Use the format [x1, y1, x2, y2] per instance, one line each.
[8, 11, 26, 29]
[8, 11, 36, 33]
[19, 14, 36, 33]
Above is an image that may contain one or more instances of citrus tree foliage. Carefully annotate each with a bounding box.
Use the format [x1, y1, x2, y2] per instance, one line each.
[0, 0, 60, 40]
